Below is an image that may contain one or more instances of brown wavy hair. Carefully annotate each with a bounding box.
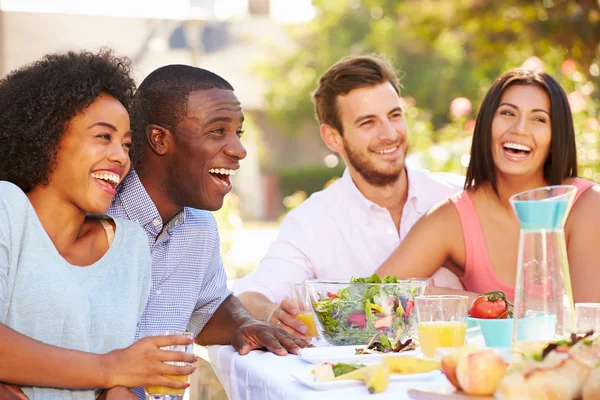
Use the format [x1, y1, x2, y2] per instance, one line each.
[311, 54, 402, 135]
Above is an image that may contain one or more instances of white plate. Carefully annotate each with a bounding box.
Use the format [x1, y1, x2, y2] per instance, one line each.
[292, 370, 442, 391]
[297, 345, 422, 365]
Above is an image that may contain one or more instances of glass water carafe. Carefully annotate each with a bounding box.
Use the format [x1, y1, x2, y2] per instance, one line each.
[509, 185, 577, 341]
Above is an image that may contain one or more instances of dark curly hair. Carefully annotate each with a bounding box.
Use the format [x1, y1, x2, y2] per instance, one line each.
[0, 49, 136, 192]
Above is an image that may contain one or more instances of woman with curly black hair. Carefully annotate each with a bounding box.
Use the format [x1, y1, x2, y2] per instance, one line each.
[0, 50, 194, 399]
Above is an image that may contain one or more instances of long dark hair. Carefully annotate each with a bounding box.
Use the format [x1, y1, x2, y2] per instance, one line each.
[465, 68, 577, 194]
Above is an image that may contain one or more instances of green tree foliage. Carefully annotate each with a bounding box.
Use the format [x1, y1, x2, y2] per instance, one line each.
[260, 0, 599, 138]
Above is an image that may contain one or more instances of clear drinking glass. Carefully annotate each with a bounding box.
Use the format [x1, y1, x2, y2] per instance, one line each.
[140, 330, 194, 400]
[510, 185, 577, 342]
[415, 295, 468, 358]
[292, 283, 319, 337]
[575, 303, 600, 333]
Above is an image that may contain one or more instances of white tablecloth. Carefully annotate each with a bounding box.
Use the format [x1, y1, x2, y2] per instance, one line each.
[203, 345, 450, 400]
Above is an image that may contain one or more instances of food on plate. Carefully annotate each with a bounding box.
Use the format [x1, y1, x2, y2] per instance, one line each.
[440, 346, 482, 390]
[311, 362, 389, 394]
[496, 331, 600, 400]
[310, 274, 427, 345]
[313, 362, 366, 382]
[365, 363, 389, 394]
[311, 355, 438, 394]
[456, 348, 507, 396]
[313, 364, 335, 382]
[469, 291, 513, 319]
[583, 364, 600, 400]
[335, 363, 389, 394]
[354, 332, 417, 355]
[511, 339, 551, 359]
[331, 362, 366, 377]
[382, 355, 440, 374]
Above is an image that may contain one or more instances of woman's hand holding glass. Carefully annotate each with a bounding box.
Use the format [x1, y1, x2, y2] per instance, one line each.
[101, 332, 196, 392]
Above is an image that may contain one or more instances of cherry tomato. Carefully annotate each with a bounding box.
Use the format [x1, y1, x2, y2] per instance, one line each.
[470, 291, 512, 319]
[327, 292, 338, 299]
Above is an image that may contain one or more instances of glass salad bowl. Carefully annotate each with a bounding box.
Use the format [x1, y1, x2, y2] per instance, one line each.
[305, 277, 428, 346]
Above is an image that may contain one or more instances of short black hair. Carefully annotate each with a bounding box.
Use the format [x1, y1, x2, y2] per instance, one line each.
[465, 68, 577, 194]
[0, 49, 135, 192]
[130, 64, 234, 166]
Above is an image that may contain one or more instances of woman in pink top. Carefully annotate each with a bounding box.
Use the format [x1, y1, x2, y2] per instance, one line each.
[377, 68, 600, 304]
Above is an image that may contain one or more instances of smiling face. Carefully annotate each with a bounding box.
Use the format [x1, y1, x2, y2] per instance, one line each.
[491, 84, 552, 182]
[164, 89, 247, 211]
[336, 82, 408, 187]
[46, 93, 131, 214]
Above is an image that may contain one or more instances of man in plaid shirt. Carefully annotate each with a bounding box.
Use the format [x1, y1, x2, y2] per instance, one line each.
[108, 65, 310, 399]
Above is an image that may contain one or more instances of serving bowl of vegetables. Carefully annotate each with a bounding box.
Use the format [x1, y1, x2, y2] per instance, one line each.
[306, 275, 428, 346]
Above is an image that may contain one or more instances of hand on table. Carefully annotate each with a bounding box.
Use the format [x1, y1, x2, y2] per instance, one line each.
[232, 317, 312, 356]
[96, 387, 137, 400]
[0, 384, 28, 400]
[266, 298, 312, 341]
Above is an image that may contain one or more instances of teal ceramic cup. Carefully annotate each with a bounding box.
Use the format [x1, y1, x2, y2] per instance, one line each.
[467, 316, 514, 347]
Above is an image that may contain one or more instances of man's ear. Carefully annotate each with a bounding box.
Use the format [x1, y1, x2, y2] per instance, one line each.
[319, 124, 343, 153]
[146, 124, 170, 156]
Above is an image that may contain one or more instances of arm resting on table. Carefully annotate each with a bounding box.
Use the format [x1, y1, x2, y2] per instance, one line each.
[194, 294, 253, 346]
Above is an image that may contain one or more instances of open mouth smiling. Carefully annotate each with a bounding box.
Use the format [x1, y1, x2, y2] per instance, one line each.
[208, 168, 236, 188]
[91, 171, 120, 191]
[503, 142, 532, 157]
[374, 145, 399, 155]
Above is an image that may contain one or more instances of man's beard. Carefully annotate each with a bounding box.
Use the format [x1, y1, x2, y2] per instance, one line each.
[343, 138, 404, 187]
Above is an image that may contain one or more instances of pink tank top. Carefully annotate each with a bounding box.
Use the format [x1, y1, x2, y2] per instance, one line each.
[450, 179, 595, 301]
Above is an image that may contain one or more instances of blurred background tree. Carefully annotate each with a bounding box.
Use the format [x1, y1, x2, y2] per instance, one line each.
[259, 0, 600, 180]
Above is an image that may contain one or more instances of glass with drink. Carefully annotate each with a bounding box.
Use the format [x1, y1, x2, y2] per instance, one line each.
[291, 283, 319, 337]
[415, 295, 469, 358]
[140, 330, 194, 400]
[575, 303, 600, 334]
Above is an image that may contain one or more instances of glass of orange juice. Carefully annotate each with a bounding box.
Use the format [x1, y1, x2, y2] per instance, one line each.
[415, 295, 469, 358]
[140, 330, 194, 400]
[291, 283, 319, 338]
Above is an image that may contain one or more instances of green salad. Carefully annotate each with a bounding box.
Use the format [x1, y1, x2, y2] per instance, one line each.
[312, 274, 426, 346]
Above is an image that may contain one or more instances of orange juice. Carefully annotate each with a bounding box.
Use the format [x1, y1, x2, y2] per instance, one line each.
[297, 312, 319, 336]
[144, 374, 189, 397]
[417, 321, 467, 358]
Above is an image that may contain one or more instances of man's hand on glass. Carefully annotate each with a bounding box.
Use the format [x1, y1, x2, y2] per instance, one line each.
[232, 315, 312, 356]
[266, 299, 311, 341]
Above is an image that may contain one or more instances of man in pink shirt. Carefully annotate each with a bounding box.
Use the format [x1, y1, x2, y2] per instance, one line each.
[234, 55, 464, 339]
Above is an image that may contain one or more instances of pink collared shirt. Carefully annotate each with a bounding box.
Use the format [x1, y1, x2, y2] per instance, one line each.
[233, 167, 465, 303]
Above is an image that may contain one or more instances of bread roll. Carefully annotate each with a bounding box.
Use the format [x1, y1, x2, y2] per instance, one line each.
[496, 357, 589, 400]
[583, 366, 600, 400]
